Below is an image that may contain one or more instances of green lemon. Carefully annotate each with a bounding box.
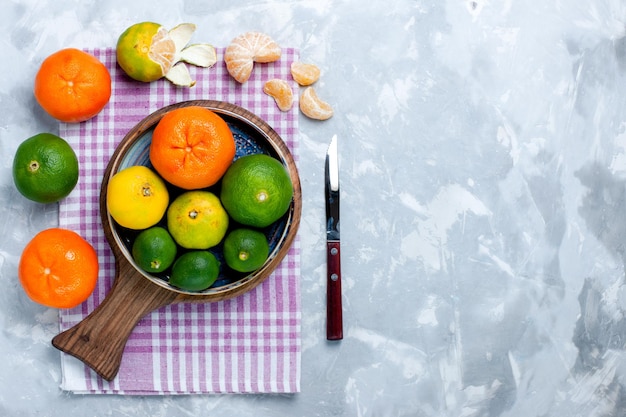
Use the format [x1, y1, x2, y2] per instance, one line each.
[167, 191, 229, 249]
[170, 251, 220, 291]
[223, 228, 270, 273]
[220, 154, 293, 228]
[131, 226, 177, 273]
[12, 133, 79, 204]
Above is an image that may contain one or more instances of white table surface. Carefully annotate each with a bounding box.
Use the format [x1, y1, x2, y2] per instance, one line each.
[3, 0, 626, 415]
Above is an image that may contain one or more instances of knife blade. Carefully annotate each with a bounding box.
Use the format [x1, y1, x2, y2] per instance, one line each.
[325, 134, 342, 340]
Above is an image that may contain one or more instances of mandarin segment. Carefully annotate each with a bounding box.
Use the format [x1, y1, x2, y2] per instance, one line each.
[290, 62, 321, 86]
[263, 79, 294, 112]
[224, 32, 281, 83]
[148, 26, 177, 75]
[299, 87, 333, 120]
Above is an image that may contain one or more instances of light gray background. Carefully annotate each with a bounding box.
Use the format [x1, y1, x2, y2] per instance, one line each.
[2, 0, 626, 415]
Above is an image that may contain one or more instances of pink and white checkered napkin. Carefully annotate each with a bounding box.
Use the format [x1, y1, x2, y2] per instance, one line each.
[57, 48, 301, 394]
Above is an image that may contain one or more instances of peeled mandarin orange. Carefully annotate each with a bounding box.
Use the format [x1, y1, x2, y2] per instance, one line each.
[300, 86, 333, 120]
[116, 22, 176, 82]
[149, 106, 236, 190]
[263, 79, 294, 112]
[34, 48, 111, 123]
[117, 22, 217, 87]
[290, 62, 321, 86]
[18, 228, 99, 309]
[224, 32, 281, 83]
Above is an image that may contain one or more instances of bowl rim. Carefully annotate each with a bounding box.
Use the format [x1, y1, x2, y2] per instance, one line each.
[99, 100, 302, 297]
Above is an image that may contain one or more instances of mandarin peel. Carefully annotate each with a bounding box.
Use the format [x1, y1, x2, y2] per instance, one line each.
[165, 23, 217, 87]
[163, 23, 218, 87]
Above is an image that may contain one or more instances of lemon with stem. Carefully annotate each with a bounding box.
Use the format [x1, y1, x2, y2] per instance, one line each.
[107, 165, 169, 230]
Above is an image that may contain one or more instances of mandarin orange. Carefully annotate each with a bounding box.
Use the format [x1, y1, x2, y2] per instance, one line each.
[18, 228, 99, 309]
[149, 106, 236, 190]
[34, 48, 111, 123]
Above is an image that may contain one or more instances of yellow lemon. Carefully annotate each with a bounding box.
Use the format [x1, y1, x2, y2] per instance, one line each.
[107, 166, 169, 230]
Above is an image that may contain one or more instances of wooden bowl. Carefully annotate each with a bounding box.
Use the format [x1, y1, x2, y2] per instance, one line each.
[51, 100, 301, 381]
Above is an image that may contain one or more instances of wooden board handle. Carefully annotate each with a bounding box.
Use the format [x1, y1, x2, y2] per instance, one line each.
[51, 261, 179, 381]
[326, 240, 343, 340]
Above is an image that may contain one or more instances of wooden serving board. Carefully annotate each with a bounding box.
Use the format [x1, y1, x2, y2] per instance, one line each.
[52, 101, 302, 381]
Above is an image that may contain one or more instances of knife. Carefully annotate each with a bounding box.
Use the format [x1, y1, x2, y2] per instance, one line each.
[325, 134, 342, 340]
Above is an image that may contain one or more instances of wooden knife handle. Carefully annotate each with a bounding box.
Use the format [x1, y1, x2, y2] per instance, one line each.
[51, 260, 179, 381]
[326, 240, 343, 340]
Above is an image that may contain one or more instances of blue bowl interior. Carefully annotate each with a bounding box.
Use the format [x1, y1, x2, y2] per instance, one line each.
[112, 113, 293, 295]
